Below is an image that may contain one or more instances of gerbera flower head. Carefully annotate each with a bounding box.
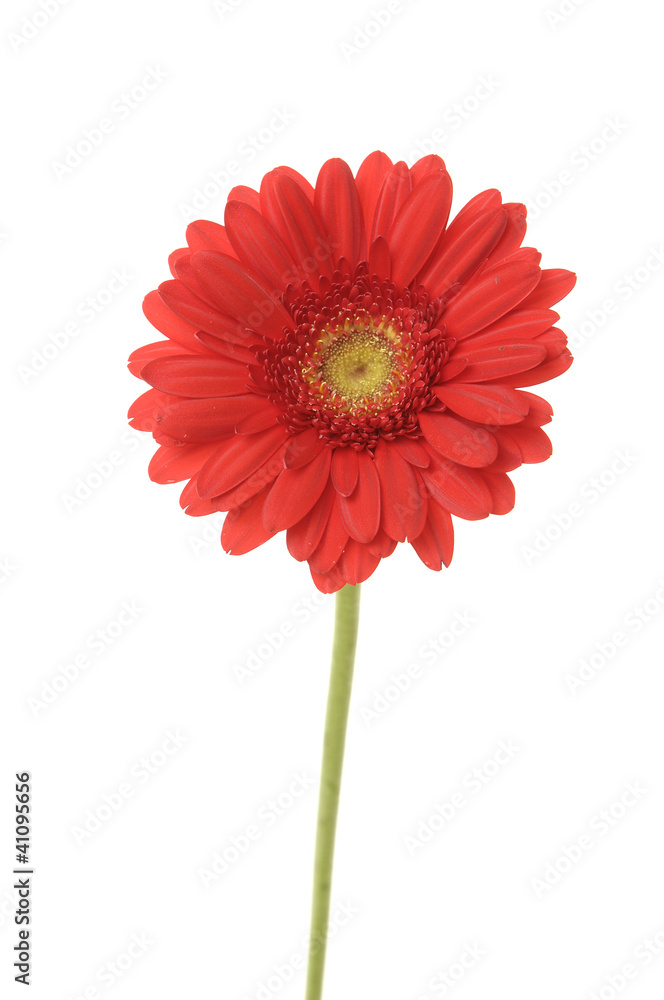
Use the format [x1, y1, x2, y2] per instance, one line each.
[128, 152, 575, 593]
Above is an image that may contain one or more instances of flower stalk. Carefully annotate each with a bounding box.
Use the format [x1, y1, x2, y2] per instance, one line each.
[304, 583, 361, 1000]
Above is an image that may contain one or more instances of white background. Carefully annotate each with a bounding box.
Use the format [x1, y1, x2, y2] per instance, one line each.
[2, 0, 663, 998]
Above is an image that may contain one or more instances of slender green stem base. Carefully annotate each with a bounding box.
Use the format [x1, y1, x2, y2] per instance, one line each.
[304, 583, 361, 1000]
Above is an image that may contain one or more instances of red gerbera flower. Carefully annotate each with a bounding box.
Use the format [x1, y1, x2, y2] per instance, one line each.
[128, 152, 575, 593]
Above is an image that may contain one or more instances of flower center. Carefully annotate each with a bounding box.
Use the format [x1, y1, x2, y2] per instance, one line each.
[256, 264, 451, 448]
[305, 319, 405, 411]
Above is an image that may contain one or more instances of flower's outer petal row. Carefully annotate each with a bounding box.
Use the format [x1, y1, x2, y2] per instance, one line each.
[221, 486, 277, 555]
[186, 220, 236, 255]
[143, 289, 211, 353]
[434, 384, 529, 425]
[148, 442, 220, 484]
[441, 251, 542, 339]
[389, 172, 453, 288]
[141, 355, 250, 397]
[128, 340, 190, 377]
[129, 151, 575, 594]
[370, 161, 412, 242]
[409, 501, 454, 570]
[314, 158, 366, 271]
[263, 449, 332, 533]
[260, 173, 335, 285]
[338, 451, 381, 543]
[354, 151, 393, 257]
[224, 201, 300, 292]
[374, 441, 427, 542]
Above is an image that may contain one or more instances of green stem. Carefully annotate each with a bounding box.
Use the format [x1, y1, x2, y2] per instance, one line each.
[304, 583, 361, 1000]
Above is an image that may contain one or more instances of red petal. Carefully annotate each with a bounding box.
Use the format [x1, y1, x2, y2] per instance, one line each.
[355, 151, 393, 254]
[224, 200, 298, 291]
[227, 185, 261, 210]
[212, 440, 290, 510]
[338, 450, 380, 542]
[331, 447, 359, 496]
[389, 172, 453, 287]
[521, 268, 576, 309]
[479, 203, 527, 269]
[156, 395, 269, 443]
[374, 441, 427, 542]
[263, 449, 332, 532]
[368, 236, 391, 278]
[268, 165, 315, 202]
[196, 425, 289, 498]
[308, 497, 348, 574]
[491, 350, 573, 388]
[143, 289, 208, 353]
[409, 154, 448, 185]
[422, 458, 493, 520]
[370, 161, 412, 242]
[480, 471, 515, 514]
[334, 540, 381, 587]
[448, 342, 547, 381]
[287, 481, 337, 561]
[221, 487, 277, 555]
[314, 158, 365, 270]
[459, 308, 558, 347]
[410, 501, 454, 570]
[128, 388, 172, 432]
[442, 251, 542, 338]
[128, 340, 187, 378]
[179, 479, 220, 516]
[419, 412, 498, 467]
[186, 220, 236, 255]
[499, 426, 552, 463]
[158, 281, 249, 344]
[148, 442, 219, 484]
[284, 428, 323, 469]
[191, 252, 293, 340]
[420, 208, 507, 300]
[452, 189, 502, 226]
[391, 436, 431, 467]
[141, 355, 249, 397]
[433, 384, 529, 425]
[260, 174, 334, 282]
[518, 391, 553, 427]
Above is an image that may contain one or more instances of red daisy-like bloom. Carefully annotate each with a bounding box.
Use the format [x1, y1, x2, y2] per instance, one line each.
[128, 152, 575, 593]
